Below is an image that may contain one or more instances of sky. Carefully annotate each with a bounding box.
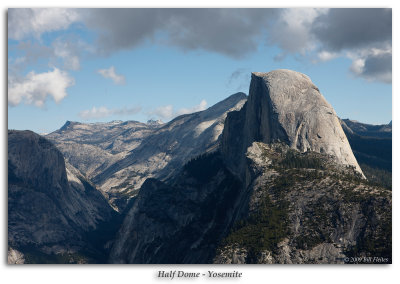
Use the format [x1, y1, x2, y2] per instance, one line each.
[7, 8, 392, 134]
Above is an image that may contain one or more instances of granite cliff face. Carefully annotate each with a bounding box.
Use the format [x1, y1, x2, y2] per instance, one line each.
[109, 70, 390, 264]
[8, 130, 116, 263]
[222, 70, 363, 178]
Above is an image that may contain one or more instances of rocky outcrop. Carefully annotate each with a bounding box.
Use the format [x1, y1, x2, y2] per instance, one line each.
[222, 70, 363, 178]
[109, 140, 391, 264]
[214, 142, 391, 264]
[109, 70, 390, 264]
[8, 247, 25, 264]
[8, 130, 116, 262]
[47, 120, 157, 177]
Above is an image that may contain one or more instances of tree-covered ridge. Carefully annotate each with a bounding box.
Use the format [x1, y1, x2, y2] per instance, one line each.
[221, 194, 289, 263]
[217, 143, 391, 263]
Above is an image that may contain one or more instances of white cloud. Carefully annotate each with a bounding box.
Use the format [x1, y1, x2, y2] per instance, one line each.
[316, 50, 339, 62]
[7, 8, 391, 85]
[347, 47, 392, 83]
[269, 8, 328, 54]
[79, 106, 141, 120]
[148, 100, 208, 121]
[8, 8, 80, 40]
[8, 68, 74, 107]
[350, 58, 365, 75]
[97, 66, 126, 85]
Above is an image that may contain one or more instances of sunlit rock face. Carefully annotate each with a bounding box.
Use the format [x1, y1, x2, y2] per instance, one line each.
[222, 69, 363, 178]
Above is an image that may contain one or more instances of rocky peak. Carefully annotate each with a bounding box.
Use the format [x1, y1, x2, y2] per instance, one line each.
[222, 69, 363, 177]
[59, 120, 80, 132]
[146, 119, 163, 125]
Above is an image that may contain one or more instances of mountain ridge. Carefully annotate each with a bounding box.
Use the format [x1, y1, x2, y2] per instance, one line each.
[108, 70, 390, 264]
[9, 70, 391, 264]
[47, 92, 247, 210]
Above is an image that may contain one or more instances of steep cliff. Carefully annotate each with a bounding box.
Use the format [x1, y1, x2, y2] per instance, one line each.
[110, 142, 390, 264]
[109, 152, 243, 263]
[8, 130, 117, 263]
[222, 70, 363, 178]
[109, 70, 390, 264]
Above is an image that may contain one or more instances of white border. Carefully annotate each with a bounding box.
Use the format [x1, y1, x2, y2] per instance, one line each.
[1, 1, 397, 284]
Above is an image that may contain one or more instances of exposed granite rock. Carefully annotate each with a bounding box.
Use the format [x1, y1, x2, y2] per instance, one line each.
[222, 70, 363, 177]
[8, 130, 116, 261]
[48, 93, 247, 211]
[110, 140, 390, 264]
[213, 244, 248, 264]
[47, 120, 156, 177]
[8, 247, 25, 264]
[109, 70, 389, 264]
[16, 69, 387, 264]
[214, 142, 391, 264]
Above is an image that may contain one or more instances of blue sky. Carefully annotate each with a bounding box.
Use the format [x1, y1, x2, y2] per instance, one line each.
[8, 8, 392, 134]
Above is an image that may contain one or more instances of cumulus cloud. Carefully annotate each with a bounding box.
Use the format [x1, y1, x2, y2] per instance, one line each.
[316, 50, 339, 62]
[79, 105, 141, 120]
[148, 100, 208, 121]
[312, 9, 392, 51]
[8, 68, 74, 107]
[9, 8, 277, 58]
[8, 8, 391, 84]
[83, 8, 278, 58]
[97, 66, 126, 85]
[268, 8, 327, 54]
[8, 8, 79, 40]
[350, 51, 392, 83]
[311, 8, 392, 83]
[83, 8, 391, 83]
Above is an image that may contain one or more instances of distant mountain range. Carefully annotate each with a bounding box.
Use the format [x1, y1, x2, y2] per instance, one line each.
[341, 119, 392, 138]
[46, 93, 247, 211]
[340, 118, 391, 189]
[8, 69, 391, 264]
